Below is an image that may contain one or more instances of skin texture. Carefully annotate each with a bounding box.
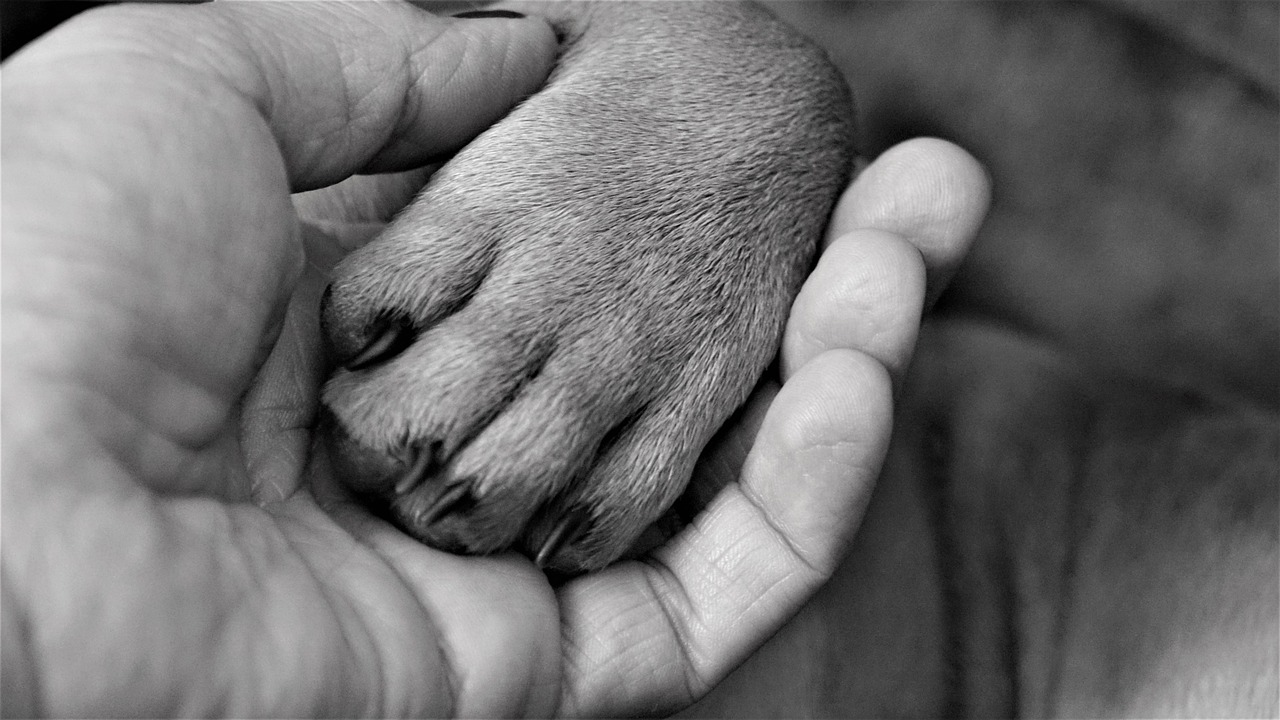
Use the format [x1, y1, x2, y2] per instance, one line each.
[319, 1, 858, 573]
[0, 1, 983, 716]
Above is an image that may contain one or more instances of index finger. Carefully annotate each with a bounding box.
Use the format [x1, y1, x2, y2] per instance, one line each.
[556, 351, 890, 717]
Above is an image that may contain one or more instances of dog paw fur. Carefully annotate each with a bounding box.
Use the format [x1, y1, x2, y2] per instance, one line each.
[319, 2, 855, 573]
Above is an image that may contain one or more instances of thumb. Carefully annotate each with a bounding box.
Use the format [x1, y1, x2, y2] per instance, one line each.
[4, 1, 558, 190]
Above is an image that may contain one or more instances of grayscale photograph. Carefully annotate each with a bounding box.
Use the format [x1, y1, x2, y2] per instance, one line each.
[2, 1, 1276, 717]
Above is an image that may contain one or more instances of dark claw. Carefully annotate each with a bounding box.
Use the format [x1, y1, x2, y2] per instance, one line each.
[422, 480, 477, 525]
[452, 9, 526, 19]
[345, 315, 416, 371]
[534, 507, 592, 569]
[394, 443, 435, 496]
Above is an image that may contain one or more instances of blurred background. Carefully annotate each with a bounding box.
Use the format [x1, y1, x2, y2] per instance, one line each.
[763, 1, 1277, 411]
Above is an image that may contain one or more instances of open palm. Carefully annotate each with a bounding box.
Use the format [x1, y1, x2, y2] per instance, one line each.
[1, 3, 986, 717]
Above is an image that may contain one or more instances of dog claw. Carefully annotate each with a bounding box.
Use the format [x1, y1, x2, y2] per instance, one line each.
[534, 508, 592, 569]
[422, 480, 476, 525]
[345, 315, 415, 371]
[394, 444, 434, 496]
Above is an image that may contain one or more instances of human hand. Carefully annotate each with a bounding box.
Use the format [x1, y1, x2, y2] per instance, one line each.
[0, 1, 987, 717]
[2, 3, 557, 715]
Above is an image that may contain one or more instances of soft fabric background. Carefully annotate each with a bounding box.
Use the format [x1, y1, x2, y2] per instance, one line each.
[770, 0, 1276, 409]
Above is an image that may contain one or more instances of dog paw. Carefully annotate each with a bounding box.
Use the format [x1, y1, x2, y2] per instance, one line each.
[318, 2, 855, 573]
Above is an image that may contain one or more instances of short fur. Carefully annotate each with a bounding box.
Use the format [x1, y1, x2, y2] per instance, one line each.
[320, 1, 855, 571]
[315, 0, 1277, 714]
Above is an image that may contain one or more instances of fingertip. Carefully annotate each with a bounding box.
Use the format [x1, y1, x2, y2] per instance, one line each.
[828, 137, 991, 294]
[782, 229, 926, 380]
[743, 349, 891, 571]
[765, 349, 892, 461]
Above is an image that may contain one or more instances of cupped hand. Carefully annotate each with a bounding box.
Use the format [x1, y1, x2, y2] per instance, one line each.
[0, 2, 987, 717]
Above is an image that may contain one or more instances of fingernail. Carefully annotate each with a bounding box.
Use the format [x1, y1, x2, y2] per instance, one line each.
[534, 507, 591, 569]
[452, 9, 526, 19]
